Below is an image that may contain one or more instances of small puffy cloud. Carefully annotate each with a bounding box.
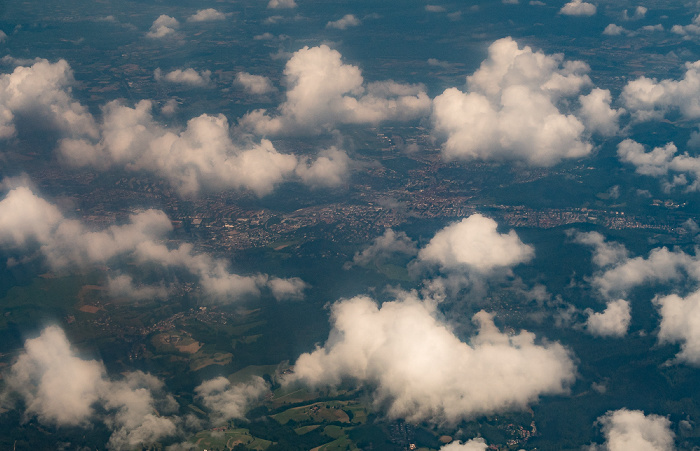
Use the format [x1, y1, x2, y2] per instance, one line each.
[622, 6, 647, 21]
[146, 15, 179, 39]
[187, 8, 228, 22]
[425, 5, 446, 12]
[617, 139, 700, 191]
[267, 0, 297, 9]
[107, 274, 171, 301]
[578, 88, 624, 136]
[418, 214, 534, 273]
[0, 58, 97, 139]
[3, 326, 178, 449]
[161, 98, 178, 115]
[195, 377, 269, 425]
[268, 277, 309, 301]
[326, 14, 361, 30]
[671, 15, 700, 37]
[570, 230, 629, 268]
[0, 30, 7, 42]
[655, 289, 700, 365]
[295, 146, 351, 188]
[603, 24, 628, 35]
[640, 24, 663, 32]
[348, 228, 418, 268]
[254, 32, 275, 40]
[240, 45, 430, 135]
[585, 299, 632, 337]
[0, 184, 306, 302]
[592, 409, 674, 451]
[235, 72, 275, 95]
[622, 61, 700, 121]
[432, 37, 594, 166]
[559, 0, 596, 16]
[592, 246, 700, 299]
[285, 294, 576, 423]
[154, 68, 211, 87]
[440, 438, 488, 451]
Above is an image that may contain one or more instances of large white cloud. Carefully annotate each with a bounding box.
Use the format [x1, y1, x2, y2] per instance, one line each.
[592, 409, 675, 451]
[0, 184, 305, 302]
[417, 214, 534, 273]
[622, 61, 700, 121]
[239, 45, 430, 135]
[3, 326, 179, 449]
[0, 58, 97, 139]
[285, 293, 576, 423]
[59, 100, 350, 196]
[432, 37, 599, 166]
[618, 139, 700, 192]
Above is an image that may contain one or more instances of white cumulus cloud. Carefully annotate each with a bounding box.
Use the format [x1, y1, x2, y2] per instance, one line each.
[235, 72, 275, 95]
[285, 293, 576, 423]
[440, 438, 488, 450]
[239, 45, 430, 135]
[58, 100, 346, 196]
[347, 228, 418, 268]
[326, 14, 361, 29]
[618, 139, 700, 192]
[267, 0, 297, 9]
[418, 214, 534, 273]
[432, 37, 595, 166]
[187, 8, 228, 22]
[592, 409, 675, 451]
[585, 299, 632, 337]
[195, 376, 270, 425]
[559, 0, 596, 16]
[154, 68, 212, 87]
[622, 61, 700, 121]
[3, 326, 179, 449]
[0, 184, 306, 302]
[146, 15, 179, 39]
[0, 58, 97, 139]
[655, 288, 700, 365]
